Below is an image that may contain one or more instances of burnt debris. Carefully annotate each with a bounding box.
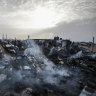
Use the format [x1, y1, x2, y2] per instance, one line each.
[0, 37, 96, 96]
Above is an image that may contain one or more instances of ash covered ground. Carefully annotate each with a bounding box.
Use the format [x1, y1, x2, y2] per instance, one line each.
[0, 38, 96, 96]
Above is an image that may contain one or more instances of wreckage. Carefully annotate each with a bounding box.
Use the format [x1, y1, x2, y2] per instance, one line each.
[0, 38, 96, 96]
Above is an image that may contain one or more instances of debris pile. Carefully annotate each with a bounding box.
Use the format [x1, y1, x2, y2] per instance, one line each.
[0, 38, 96, 96]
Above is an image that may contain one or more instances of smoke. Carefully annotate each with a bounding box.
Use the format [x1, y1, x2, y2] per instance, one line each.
[2, 54, 12, 62]
[0, 40, 88, 95]
[0, 54, 12, 70]
[23, 39, 70, 85]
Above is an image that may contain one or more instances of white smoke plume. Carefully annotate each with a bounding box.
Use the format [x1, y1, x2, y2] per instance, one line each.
[24, 39, 70, 85]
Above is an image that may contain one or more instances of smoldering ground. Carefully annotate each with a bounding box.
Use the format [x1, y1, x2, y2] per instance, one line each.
[0, 40, 93, 96]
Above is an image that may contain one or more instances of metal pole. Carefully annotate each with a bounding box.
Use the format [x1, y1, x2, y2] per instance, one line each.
[92, 37, 94, 52]
[2, 34, 4, 41]
[6, 34, 7, 40]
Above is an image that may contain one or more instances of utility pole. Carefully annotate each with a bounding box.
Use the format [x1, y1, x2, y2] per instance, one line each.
[92, 37, 94, 52]
[6, 34, 7, 40]
[27, 35, 31, 47]
[2, 34, 4, 41]
[28, 35, 30, 39]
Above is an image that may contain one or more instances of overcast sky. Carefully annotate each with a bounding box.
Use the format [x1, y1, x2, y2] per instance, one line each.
[0, 0, 96, 42]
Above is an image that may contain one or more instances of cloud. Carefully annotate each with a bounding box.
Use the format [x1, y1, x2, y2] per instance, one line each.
[41, 17, 96, 42]
[0, 0, 96, 28]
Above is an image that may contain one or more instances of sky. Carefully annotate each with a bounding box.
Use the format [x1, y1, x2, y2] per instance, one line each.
[0, 0, 96, 42]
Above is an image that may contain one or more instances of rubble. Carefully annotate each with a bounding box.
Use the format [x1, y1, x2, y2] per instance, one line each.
[90, 54, 96, 59]
[69, 51, 83, 59]
[24, 66, 31, 70]
[0, 37, 96, 96]
[21, 88, 32, 96]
